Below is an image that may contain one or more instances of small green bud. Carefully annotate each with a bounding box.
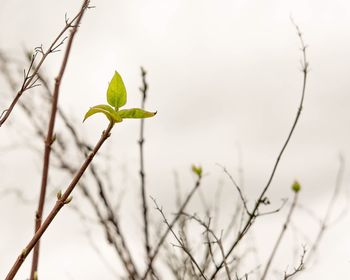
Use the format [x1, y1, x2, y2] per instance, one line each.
[292, 181, 301, 193]
[56, 190, 62, 200]
[191, 164, 202, 177]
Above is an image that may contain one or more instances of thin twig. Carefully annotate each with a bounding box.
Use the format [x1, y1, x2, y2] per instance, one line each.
[218, 164, 249, 215]
[283, 247, 306, 279]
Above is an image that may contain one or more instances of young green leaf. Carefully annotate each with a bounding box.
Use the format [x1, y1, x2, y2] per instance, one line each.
[119, 108, 157, 119]
[107, 71, 127, 110]
[83, 104, 122, 123]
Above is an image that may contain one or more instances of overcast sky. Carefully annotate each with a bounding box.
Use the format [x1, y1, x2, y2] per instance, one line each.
[1, 1, 350, 279]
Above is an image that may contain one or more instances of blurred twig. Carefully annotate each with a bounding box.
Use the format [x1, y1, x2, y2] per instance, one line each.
[153, 198, 208, 280]
[139, 66, 153, 277]
[142, 174, 203, 279]
[283, 247, 306, 280]
[261, 189, 299, 280]
[305, 155, 345, 265]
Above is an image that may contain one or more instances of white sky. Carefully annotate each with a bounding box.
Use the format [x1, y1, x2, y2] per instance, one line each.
[0, 0, 350, 279]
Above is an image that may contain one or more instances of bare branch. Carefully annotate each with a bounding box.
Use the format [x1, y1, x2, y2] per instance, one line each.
[0, 1, 91, 127]
[209, 21, 309, 279]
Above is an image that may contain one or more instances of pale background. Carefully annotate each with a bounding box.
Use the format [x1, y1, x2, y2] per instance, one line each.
[0, 0, 350, 279]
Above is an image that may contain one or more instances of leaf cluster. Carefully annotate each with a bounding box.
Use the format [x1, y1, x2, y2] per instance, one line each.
[84, 71, 156, 123]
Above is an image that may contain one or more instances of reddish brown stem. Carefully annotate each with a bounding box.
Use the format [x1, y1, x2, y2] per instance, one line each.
[5, 121, 114, 280]
[29, 2, 89, 279]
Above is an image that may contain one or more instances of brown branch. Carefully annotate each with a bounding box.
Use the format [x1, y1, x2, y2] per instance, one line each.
[33, 75, 140, 279]
[261, 191, 299, 280]
[24, 50, 139, 279]
[29, 1, 90, 279]
[1, 50, 140, 279]
[35, 59, 136, 269]
[58, 155, 139, 279]
[209, 21, 309, 279]
[46, 118, 139, 279]
[5, 121, 114, 280]
[0, 1, 91, 127]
